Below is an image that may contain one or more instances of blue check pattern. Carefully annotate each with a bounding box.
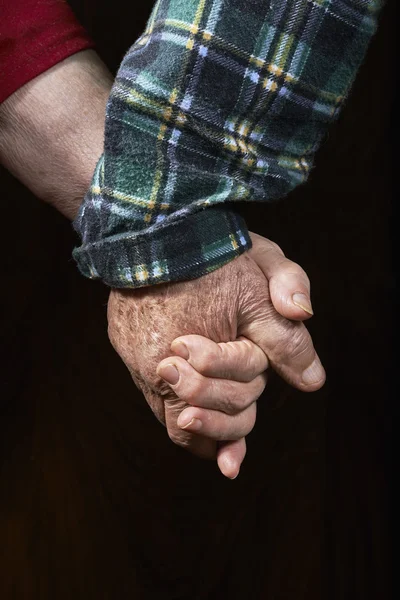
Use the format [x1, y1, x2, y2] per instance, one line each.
[73, 0, 383, 288]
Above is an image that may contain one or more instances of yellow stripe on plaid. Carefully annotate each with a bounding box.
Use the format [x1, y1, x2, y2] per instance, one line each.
[91, 186, 151, 208]
[74, 0, 382, 291]
[160, 17, 342, 103]
[134, 266, 150, 283]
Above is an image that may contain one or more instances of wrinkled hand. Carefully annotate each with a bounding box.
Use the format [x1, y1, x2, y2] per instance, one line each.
[159, 333, 268, 478]
[107, 232, 325, 474]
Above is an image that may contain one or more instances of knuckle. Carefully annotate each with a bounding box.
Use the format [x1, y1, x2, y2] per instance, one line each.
[244, 351, 264, 380]
[183, 379, 204, 404]
[286, 261, 310, 288]
[219, 381, 247, 415]
[252, 373, 267, 399]
[287, 260, 304, 274]
[274, 324, 311, 362]
[218, 343, 239, 376]
[156, 380, 177, 401]
[219, 342, 255, 380]
[193, 349, 220, 375]
[224, 397, 240, 416]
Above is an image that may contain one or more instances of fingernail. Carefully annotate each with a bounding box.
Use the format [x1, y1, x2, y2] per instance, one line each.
[171, 341, 189, 360]
[292, 293, 313, 315]
[158, 363, 180, 385]
[177, 416, 202, 431]
[302, 357, 324, 385]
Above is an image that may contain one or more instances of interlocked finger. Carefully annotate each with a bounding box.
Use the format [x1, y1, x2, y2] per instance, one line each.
[176, 402, 257, 441]
[157, 355, 267, 415]
[171, 335, 268, 382]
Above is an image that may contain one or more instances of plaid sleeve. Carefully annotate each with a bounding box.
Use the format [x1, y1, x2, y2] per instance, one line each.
[73, 0, 383, 288]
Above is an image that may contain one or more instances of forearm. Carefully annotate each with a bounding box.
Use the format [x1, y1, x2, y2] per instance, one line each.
[0, 50, 112, 220]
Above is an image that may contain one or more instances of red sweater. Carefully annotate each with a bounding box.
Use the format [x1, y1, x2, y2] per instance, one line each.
[0, 0, 94, 104]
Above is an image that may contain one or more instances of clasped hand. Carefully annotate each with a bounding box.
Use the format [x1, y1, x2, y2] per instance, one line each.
[108, 232, 325, 478]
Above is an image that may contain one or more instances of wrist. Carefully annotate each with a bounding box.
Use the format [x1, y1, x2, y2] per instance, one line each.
[0, 50, 113, 220]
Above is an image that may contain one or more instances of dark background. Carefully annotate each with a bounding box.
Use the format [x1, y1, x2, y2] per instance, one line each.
[0, 1, 394, 598]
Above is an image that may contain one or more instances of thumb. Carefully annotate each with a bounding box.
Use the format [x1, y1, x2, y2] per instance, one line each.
[248, 232, 313, 321]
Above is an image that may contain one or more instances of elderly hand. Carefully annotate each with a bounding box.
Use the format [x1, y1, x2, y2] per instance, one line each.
[107, 232, 325, 476]
[160, 333, 268, 478]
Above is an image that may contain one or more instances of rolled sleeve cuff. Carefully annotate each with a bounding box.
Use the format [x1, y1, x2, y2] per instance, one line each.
[73, 206, 252, 288]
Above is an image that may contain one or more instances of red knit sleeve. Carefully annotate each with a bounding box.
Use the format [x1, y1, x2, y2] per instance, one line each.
[0, 0, 95, 104]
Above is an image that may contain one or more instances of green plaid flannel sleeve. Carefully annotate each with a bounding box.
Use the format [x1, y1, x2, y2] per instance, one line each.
[73, 0, 383, 288]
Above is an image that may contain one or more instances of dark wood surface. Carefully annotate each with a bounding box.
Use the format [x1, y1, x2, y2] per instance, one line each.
[0, 2, 393, 598]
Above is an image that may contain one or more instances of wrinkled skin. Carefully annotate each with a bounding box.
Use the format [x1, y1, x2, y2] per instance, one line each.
[108, 254, 244, 459]
[108, 233, 325, 465]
